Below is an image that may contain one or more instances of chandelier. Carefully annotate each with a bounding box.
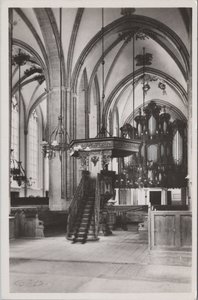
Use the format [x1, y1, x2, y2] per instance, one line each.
[41, 8, 70, 159]
[41, 115, 70, 159]
[10, 149, 33, 187]
[11, 45, 32, 187]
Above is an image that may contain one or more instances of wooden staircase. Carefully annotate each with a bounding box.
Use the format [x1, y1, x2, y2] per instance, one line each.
[72, 196, 96, 243]
[66, 171, 100, 243]
[66, 170, 115, 243]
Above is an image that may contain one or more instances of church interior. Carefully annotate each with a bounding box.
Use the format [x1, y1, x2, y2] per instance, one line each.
[6, 6, 196, 295]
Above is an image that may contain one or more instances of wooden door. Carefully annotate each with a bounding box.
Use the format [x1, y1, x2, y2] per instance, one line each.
[150, 191, 161, 205]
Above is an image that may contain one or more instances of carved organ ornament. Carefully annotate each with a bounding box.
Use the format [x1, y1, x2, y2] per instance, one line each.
[117, 101, 187, 189]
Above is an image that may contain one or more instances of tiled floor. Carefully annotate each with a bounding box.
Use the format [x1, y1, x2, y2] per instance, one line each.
[9, 230, 192, 294]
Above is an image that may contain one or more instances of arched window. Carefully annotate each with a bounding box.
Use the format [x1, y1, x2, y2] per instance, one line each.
[27, 110, 39, 187]
[11, 95, 19, 160]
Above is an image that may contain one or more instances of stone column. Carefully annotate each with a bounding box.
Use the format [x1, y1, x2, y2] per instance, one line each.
[33, 8, 68, 210]
[48, 88, 66, 211]
[66, 91, 76, 200]
[187, 54, 192, 211]
[9, 8, 13, 186]
[61, 86, 67, 200]
[24, 129, 28, 197]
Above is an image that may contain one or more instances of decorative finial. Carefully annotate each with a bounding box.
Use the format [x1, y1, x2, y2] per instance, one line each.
[121, 8, 136, 16]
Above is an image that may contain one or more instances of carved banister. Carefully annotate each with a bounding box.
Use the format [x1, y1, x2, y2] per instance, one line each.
[94, 174, 101, 238]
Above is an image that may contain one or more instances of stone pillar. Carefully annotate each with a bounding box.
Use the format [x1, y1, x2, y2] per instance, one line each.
[187, 19, 193, 211]
[62, 87, 71, 202]
[48, 88, 66, 211]
[187, 75, 192, 210]
[71, 93, 78, 195]
[187, 88, 192, 211]
[24, 129, 28, 197]
[33, 8, 68, 209]
[9, 8, 13, 212]
[61, 87, 67, 200]
[66, 87, 77, 202]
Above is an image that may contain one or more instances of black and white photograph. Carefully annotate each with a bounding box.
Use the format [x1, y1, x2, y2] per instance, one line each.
[0, 0, 197, 299]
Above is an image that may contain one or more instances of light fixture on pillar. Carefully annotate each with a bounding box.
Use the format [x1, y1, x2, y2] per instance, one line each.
[10, 149, 33, 187]
[11, 49, 33, 187]
[41, 8, 70, 160]
[41, 114, 70, 160]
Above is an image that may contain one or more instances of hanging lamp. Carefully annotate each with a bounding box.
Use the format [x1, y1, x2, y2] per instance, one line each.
[11, 47, 33, 187]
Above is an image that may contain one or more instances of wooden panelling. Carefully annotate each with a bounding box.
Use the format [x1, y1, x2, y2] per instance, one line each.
[108, 205, 148, 223]
[180, 215, 192, 247]
[154, 215, 175, 247]
[150, 210, 192, 251]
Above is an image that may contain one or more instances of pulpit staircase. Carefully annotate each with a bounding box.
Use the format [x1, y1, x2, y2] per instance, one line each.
[72, 196, 95, 243]
[66, 171, 101, 243]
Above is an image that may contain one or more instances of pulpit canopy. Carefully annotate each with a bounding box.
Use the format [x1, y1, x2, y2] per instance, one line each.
[70, 137, 140, 158]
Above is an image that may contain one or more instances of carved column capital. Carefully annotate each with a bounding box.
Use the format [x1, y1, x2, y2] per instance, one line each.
[78, 151, 89, 170]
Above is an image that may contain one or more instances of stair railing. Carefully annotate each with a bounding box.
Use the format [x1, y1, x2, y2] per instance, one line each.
[66, 171, 90, 239]
[94, 173, 101, 239]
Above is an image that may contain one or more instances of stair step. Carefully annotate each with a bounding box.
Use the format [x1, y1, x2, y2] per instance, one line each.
[76, 219, 88, 224]
[79, 226, 94, 231]
[88, 225, 95, 229]
[77, 228, 87, 232]
[81, 219, 89, 223]
[71, 231, 96, 237]
[68, 176, 97, 244]
[83, 212, 92, 216]
[87, 233, 96, 237]
[88, 226, 95, 230]
[79, 224, 91, 228]
[78, 223, 88, 226]
[77, 233, 87, 237]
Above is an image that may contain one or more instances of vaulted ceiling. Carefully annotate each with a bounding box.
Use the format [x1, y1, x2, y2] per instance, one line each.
[11, 7, 191, 133]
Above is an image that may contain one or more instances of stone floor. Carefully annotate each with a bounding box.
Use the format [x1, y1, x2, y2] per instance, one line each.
[9, 229, 192, 294]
